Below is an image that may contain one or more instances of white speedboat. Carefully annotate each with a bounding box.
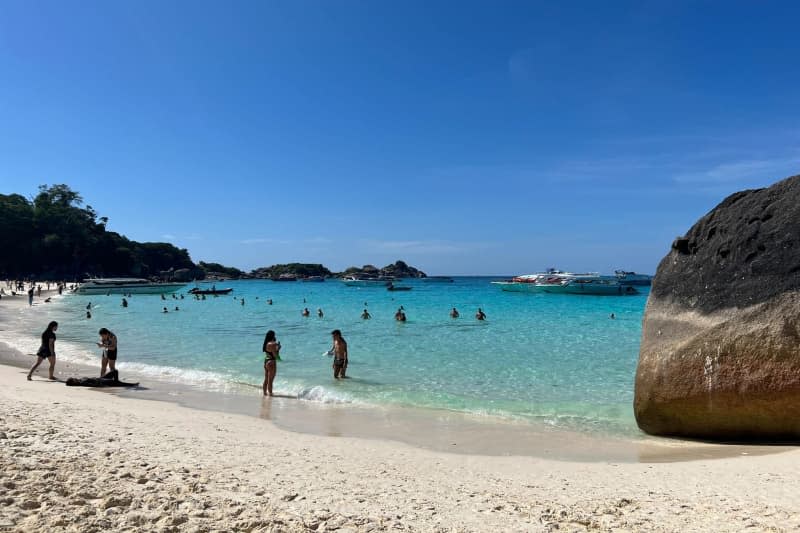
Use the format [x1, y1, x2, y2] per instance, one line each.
[340, 275, 394, 287]
[74, 278, 188, 295]
[539, 276, 639, 295]
[492, 270, 638, 295]
[491, 269, 579, 293]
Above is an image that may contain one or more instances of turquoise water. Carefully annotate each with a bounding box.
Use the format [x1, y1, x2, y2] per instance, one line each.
[2, 278, 647, 436]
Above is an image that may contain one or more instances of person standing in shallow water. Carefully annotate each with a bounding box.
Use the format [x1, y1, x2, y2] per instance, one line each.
[97, 328, 118, 377]
[262, 330, 280, 396]
[28, 321, 58, 380]
[331, 329, 348, 379]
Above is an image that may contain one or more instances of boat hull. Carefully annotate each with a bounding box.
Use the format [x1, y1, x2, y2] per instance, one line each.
[75, 282, 188, 295]
[491, 281, 549, 293]
[541, 283, 638, 295]
[341, 280, 392, 287]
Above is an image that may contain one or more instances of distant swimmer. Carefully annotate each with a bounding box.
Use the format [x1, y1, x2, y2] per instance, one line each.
[122, 298, 128, 308]
[241, 298, 245, 306]
[97, 327, 118, 377]
[317, 308, 324, 318]
[395, 309, 407, 322]
[86, 311, 92, 319]
[302, 307, 310, 317]
[450, 307, 459, 318]
[163, 307, 168, 313]
[267, 299, 273, 305]
[175, 306, 180, 311]
[331, 329, 348, 379]
[161, 294, 166, 301]
[262, 330, 281, 396]
[476, 308, 486, 321]
[86, 302, 92, 310]
[28, 321, 58, 381]
[180, 294, 184, 300]
[361, 309, 371, 320]
[610, 313, 616, 320]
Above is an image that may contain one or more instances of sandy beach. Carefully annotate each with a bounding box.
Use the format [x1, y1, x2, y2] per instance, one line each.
[0, 290, 799, 532]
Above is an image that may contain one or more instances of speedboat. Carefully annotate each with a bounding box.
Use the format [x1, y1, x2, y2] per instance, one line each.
[492, 270, 638, 295]
[539, 276, 639, 295]
[614, 270, 653, 286]
[74, 278, 187, 295]
[491, 269, 579, 293]
[340, 275, 394, 287]
[188, 287, 233, 295]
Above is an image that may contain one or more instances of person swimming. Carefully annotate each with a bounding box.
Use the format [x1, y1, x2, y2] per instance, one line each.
[476, 308, 486, 321]
[163, 307, 168, 313]
[317, 308, 324, 318]
[361, 309, 371, 319]
[450, 307, 459, 318]
[122, 298, 128, 307]
[302, 308, 310, 317]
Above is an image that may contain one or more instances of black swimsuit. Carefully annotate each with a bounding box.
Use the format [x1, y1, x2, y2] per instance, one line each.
[37, 331, 55, 358]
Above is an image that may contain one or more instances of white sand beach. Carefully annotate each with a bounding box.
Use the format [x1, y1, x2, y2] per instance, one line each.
[2, 289, 800, 532]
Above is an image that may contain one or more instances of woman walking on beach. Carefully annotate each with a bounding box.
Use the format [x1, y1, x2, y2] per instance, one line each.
[27, 321, 58, 381]
[262, 330, 281, 397]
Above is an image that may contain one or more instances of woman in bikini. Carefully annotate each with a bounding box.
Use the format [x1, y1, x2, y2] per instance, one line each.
[28, 321, 58, 380]
[262, 330, 281, 396]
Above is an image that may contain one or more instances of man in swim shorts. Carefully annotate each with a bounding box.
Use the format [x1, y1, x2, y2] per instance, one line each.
[331, 329, 348, 379]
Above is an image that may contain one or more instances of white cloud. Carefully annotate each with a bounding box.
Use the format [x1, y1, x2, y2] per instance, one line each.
[672, 156, 800, 185]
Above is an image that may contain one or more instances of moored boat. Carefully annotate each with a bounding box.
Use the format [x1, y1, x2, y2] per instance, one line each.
[271, 274, 297, 281]
[74, 278, 187, 295]
[340, 275, 394, 287]
[614, 270, 653, 286]
[188, 287, 233, 295]
[492, 270, 638, 295]
[540, 276, 639, 295]
[301, 276, 325, 282]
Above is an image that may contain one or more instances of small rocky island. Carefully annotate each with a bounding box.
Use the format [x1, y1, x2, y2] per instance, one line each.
[635, 174, 800, 439]
[341, 260, 427, 279]
[247, 260, 427, 279]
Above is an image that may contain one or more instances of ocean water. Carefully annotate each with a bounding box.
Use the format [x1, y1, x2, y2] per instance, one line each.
[0, 278, 647, 436]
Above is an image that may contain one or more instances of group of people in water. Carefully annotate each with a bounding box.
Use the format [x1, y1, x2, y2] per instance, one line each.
[27, 321, 117, 381]
[260, 328, 348, 397]
[20, 282, 493, 400]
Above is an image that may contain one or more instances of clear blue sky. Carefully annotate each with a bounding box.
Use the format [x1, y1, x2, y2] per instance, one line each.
[1, 1, 798, 275]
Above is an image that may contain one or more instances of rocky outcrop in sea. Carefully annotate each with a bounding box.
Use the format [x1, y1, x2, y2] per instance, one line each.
[634, 174, 800, 439]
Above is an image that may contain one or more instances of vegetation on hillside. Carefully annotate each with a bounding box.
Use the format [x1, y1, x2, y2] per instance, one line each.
[0, 184, 197, 279]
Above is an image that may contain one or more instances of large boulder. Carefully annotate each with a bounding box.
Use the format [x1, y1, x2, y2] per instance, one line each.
[634, 174, 800, 439]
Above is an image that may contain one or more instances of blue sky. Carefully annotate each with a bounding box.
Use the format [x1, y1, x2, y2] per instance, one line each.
[1, 1, 798, 275]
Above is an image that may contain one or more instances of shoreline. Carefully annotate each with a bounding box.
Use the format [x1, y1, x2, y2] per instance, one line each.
[1, 289, 798, 463]
[1, 341, 794, 464]
[3, 361, 800, 531]
[4, 289, 800, 530]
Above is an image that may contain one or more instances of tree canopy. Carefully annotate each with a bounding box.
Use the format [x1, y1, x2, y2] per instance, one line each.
[0, 184, 196, 279]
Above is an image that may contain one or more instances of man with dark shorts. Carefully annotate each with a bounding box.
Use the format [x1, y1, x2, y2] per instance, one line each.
[331, 329, 348, 379]
[97, 328, 118, 377]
